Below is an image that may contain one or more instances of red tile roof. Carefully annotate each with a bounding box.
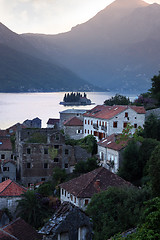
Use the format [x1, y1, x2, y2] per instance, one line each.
[0, 130, 10, 137]
[64, 117, 83, 126]
[2, 217, 42, 240]
[0, 179, 27, 197]
[0, 229, 16, 240]
[84, 105, 145, 120]
[59, 167, 132, 198]
[98, 134, 128, 151]
[0, 138, 12, 151]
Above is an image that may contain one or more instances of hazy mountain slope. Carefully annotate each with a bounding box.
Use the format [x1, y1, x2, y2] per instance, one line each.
[0, 43, 94, 92]
[22, 0, 160, 92]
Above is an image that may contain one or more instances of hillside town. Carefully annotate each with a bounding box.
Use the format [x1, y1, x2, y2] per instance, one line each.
[1, 86, 160, 239]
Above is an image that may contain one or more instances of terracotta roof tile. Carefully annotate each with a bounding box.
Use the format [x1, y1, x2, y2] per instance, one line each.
[98, 134, 128, 151]
[3, 218, 42, 240]
[0, 138, 12, 151]
[59, 167, 132, 198]
[0, 229, 17, 240]
[0, 179, 27, 197]
[64, 117, 83, 126]
[84, 105, 145, 120]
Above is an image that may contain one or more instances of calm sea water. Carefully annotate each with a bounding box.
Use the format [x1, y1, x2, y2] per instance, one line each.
[0, 92, 137, 129]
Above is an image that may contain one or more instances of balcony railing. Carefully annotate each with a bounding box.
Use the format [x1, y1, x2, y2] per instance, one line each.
[93, 123, 99, 130]
[101, 125, 107, 131]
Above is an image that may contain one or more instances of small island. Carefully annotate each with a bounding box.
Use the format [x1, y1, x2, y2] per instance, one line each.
[60, 92, 94, 106]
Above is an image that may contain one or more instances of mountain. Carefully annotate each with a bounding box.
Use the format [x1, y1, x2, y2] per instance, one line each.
[22, 0, 160, 93]
[0, 23, 95, 92]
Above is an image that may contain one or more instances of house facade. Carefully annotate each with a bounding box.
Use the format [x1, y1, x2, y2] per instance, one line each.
[16, 127, 90, 186]
[83, 105, 146, 141]
[0, 160, 16, 182]
[97, 134, 128, 173]
[39, 202, 92, 240]
[47, 118, 60, 129]
[64, 117, 84, 140]
[0, 179, 27, 215]
[59, 167, 132, 210]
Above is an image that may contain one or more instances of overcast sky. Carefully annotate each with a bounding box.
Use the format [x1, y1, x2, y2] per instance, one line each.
[0, 0, 160, 34]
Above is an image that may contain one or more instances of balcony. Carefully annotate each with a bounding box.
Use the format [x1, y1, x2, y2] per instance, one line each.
[93, 123, 99, 130]
[101, 125, 107, 131]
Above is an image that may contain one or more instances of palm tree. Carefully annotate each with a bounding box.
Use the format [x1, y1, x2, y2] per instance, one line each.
[16, 190, 48, 228]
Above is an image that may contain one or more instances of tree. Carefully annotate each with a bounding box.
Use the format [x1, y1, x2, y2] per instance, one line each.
[16, 190, 48, 228]
[53, 167, 67, 185]
[104, 94, 131, 106]
[74, 157, 99, 174]
[118, 140, 140, 185]
[86, 187, 151, 240]
[148, 144, 160, 197]
[149, 71, 160, 106]
[142, 114, 160, 141]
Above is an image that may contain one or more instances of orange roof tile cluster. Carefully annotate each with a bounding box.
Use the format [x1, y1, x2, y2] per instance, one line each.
[98, 134, 128, 151]
[47, 118, 60, 125]
[0, 179, 27, 197]
[59, 167, 132, 198]
[0, 138, 12, 151]
[1, 217, 42, 240]
[84, 105, 145, 120]
[64, 116, 83, 126]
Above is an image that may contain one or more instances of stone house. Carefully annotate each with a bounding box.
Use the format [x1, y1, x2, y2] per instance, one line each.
[59, 167, 132, 210]
[59, 109, 87, 129]
[64, 117, 83, 140]
[97, 134, 128, 173]
[0, 217, 42, 240]
[23, 117, 42, 128]
[47, 118, 60, 129]
[0, 179, 27, 215]
[0, 137, 13, 162]
[83, 105, 146, 141]
[16, 127, 91, 186]
[39, 201, 92, 240]
[0, 160, 16, 182]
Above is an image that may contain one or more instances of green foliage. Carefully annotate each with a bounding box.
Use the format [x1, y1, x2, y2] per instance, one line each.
[142, 114, 160, 141]
[86, 187, 151, 240]
[53, 167, 67, 185]
[65, 135, 97, 155]
[36, 181, 54, 197]
[2, 208, 13, 221]
[74, 157, 99, 174]
[27, 132, 47, 143]
[148, 144, 160, 197]
[10, 134, 16, 151]
[49, 147, 58, 160]
[16, 190, 49, 228]
[63, 92, 86, 102]
[118, 140, 140, 185]
[149, 71, 160, 106]
[104, 94, 131, 106]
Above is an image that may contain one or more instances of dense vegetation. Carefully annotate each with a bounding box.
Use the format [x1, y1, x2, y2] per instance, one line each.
[104, 94, 131, 106]
[63, 92, 87, 102]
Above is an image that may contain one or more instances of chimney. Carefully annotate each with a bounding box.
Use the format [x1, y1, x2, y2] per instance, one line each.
[94, 179, 101, 192]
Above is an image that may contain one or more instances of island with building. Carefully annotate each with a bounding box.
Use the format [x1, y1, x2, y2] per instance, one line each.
[59, 92, 93, 106]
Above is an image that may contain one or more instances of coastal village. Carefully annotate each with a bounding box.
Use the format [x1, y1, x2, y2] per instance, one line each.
[1, 89, 160, 240]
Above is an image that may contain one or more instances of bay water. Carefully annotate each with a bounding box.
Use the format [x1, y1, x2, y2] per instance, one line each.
[0, 92, 137, 130]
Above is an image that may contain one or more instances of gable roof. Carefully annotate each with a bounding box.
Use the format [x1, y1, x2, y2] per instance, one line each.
[64, 116, 83, 126]
[39, 202, 88, 235]
[0, 179, 27, 197]
[98, 134, 128, 151]
[2, 217, 42, 240]
[84, 105, 145, 120]
[0, 138, 12, 151]
[59, 167, 132, 198]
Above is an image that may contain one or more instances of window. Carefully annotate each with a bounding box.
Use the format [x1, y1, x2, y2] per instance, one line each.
[65, 163, 68, 168]
[55, 134, 59, 140]
[54, 145, 59, 149]
[27, 163, 31, 168]
[85, 199, 89, 206]
[88, 120, 90, 125]
[62, 189, 64, 195]
[125, 112, 128, 118]
[3, 167, 9, 171]
[71, 195, 73, 201]
[91, 130, 92, 135]
[65, 190, 66, 197]
[97, 120, 98, 126]
[74, 197, 76, 203]
[54, 158, 59, 162]
[102, 121, 104, 126]
[44, 163, 48, 168]
[123, 122, 127, 128]
[85, 129, 86, 134]
[91, 120, 93, 125]
[44, 148, 48, 154]
[113, 121, 118, 128]
[134, 124, 137, 128]
[11, 154, 13, 159]
[65, 149, 69, 155]
[2, 177, 9, 182]
[99, 121, 101, 126]
[88, 130, 89, 134]
[8, 199, 13, 207]
[27, 148, 31, 154]
[41, 178, 45, 181]
[85, 119, 86, 124]
[1, 154, 5, 159]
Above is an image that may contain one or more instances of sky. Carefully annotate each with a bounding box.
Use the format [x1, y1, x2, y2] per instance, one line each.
[0, 0, 160, 34]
